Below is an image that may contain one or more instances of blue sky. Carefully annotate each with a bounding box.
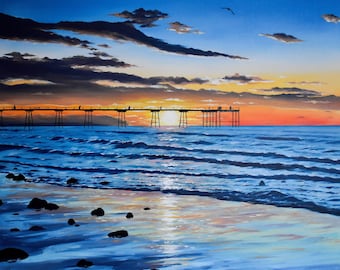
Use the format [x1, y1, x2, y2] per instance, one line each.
[0, 0, 339, 125]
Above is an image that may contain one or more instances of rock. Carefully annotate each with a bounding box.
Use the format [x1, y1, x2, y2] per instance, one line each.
[12, 174, 26, 181]
[10, 228, 20, 232]
[5, 173, 15, 179]
[91, 208, 105, 216]
[144, 207, 151, 211]
[68, 218, 76, 225]
[100, 181, 110, 185]
[67, 177, 78, 185]
[107, 230, 128, 238]
[29, 225, 45, 231]
[259, 180, 266, 186]
[126, 212, 134, 219]
[76, 259, 93, 268]
[0, 248, 29, 262]
[27, 198, 48, 209]
[45, 203, 59, 210]
[0, 199, 3, 206]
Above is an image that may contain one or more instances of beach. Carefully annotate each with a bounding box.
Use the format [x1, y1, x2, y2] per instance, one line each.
[1, 174, 339, 269]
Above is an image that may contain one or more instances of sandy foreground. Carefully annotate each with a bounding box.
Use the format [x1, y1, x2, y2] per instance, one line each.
[0, 175, 339, 270]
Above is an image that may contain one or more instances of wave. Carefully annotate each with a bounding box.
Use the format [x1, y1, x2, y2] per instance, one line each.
[256, 136, 301, 141]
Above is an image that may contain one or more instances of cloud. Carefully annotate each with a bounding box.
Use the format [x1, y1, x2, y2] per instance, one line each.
[287, 81, 325, 86]
[0, 13, 247, 60]
[223, 73, 268, 84]
[1, 78, 55, 86]
[112, 8, 168, 27]
[259, 33, 303, 43]
[261, 87, 321, 97]
[322, 14, 340, 23]
[168, 21, 202, 34]
[0, 12, 92, 48]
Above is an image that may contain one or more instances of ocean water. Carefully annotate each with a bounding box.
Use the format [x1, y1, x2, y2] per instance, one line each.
[0, 125, 339, 216]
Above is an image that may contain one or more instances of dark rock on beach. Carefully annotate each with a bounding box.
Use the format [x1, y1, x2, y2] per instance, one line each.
[29, 225, 45, 231]
[144, 207, 151, 211]
[67, 177, 78, 185]
[76, 259, 93, 268]
[259, 180, 266, 186]
[0, 247, 29, 262]
[68, 218, 76, 225]
[45, 202, 59, 210]
[10, 228, 20, 232]
[108, 230, 128, 238]
[126, 212, 134, 219]
[0, 199, 3, 206]
[27, 198, 48, 209]
[5, 173, 15, 179]
[91, 208, 105, 216]
[13, 174, 26, 181]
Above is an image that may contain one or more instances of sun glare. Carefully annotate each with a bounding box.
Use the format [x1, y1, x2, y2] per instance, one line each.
[161, 111, 180, 126]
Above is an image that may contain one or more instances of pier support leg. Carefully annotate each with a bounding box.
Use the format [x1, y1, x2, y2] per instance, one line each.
[25, 110, 34, 129]
[202, 110, 218, 127]
[0, 110, 3, 126]
[150, 110, 160, 127]
[54, 110, 64, 127]
[179, 110, 188, 128]
[117, 110, 127, 127]
[84, 110, 93, 127]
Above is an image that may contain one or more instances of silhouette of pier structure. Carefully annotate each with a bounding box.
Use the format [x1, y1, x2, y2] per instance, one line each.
[0, 106, 240, 128]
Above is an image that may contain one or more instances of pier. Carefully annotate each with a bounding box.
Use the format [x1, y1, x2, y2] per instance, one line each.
[0, 106, 240, 128]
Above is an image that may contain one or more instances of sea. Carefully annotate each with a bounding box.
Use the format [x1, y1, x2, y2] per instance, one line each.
[0, 125, 339, 217]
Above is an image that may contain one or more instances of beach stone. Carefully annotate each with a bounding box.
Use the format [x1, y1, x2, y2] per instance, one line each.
[259, 180, 266, 186]
[76, 259, 93, 268]
[45, 203, 59, 210]
[108, 230, 128, 238]
[5, 173, 15, 179]
[13, 174, 26, 181]
[68, 218, 76, 225]
[0, 248, 29, 262]
[29, 225, 45, 231]
[67, 177, 78, 185]
[27, 198, 48, 209]
[126, 212, 134, 219]
[91, 208, 105, 216]
[0, 199, 3, 206]
[100, 181, 110, 185]
[144, 207, 151, 211]
[10, 228, 20, 232]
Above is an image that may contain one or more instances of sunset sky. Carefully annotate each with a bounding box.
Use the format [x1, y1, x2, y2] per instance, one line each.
[0, 0, 339, 125]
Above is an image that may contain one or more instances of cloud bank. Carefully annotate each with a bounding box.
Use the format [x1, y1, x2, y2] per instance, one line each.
[112, 8, 168, 27]
[0, 13, 246, 59]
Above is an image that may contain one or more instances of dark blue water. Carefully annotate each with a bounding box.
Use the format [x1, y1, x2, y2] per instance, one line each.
[0, 126, 339, 216]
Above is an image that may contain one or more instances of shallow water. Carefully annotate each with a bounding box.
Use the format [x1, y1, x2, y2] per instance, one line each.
[0, 126, 339, 216]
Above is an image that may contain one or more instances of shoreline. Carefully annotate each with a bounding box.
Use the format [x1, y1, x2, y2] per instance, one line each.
[1, 176, 339, 269]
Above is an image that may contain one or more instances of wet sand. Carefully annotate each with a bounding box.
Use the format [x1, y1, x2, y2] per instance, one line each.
[0, 175, 339, 269]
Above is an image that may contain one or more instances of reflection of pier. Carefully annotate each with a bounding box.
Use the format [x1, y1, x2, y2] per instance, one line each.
[0, 106, 240, 128]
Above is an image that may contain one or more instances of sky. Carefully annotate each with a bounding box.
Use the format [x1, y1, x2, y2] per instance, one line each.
[0, 0, 339, 126]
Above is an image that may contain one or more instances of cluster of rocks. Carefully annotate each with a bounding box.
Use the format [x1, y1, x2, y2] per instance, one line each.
[1, 173, 153, 268]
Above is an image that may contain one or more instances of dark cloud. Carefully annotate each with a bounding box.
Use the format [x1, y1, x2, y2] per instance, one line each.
[322, 14, 340, 23]
[223, 73, 266, 84]
[168, 21, 202, 34]
[90, 51, 113, 58]
[98, 44, 111, 48]
[112, 8, 168, 27]
[0, 12, 91, 48]
[259, 33, 303, 43]
[261, 87, 321, 97]
[0, 13, 247, 60]
[149, 76, 208, 85]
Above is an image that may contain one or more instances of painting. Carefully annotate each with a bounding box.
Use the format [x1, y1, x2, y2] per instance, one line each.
[0, 1, 339, 269]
